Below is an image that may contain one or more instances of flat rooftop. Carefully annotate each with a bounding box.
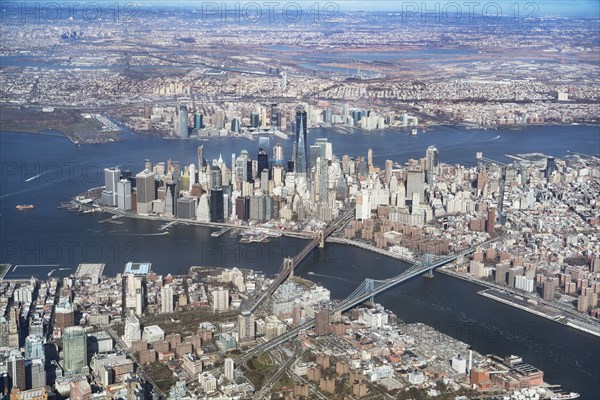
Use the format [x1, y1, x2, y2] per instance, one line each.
[75, 263, 105, 278]
[124, 262, 152, 276]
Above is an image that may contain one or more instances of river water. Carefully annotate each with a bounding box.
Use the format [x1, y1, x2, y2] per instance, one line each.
[1, 125, 599, 397]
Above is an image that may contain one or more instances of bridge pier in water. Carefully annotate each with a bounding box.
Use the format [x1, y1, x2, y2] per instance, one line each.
[318, 229, 325, 248]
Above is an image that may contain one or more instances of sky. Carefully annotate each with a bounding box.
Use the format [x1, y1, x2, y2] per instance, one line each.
[12, 0, 600, 18]
[137, 1, 598, 17]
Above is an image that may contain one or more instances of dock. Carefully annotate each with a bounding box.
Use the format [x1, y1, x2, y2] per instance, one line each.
[159, 221, 178, 231]
[211, 227, 231, 237]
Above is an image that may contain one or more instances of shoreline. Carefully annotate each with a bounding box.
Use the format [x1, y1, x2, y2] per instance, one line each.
[438, 268, 600, 339]
[325, 237, 416, 264]
[3, 121, 600, 146]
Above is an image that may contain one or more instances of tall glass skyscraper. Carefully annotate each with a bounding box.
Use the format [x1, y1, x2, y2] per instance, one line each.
[63, 326, 88, 375]
[294, 111, 308, 176]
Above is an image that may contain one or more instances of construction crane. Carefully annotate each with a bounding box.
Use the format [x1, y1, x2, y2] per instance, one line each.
[476, 154, 507, 226]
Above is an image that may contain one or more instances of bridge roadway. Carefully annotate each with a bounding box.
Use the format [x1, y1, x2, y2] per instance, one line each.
[235, 237, 502, 366]
[244, 209, 355, 313]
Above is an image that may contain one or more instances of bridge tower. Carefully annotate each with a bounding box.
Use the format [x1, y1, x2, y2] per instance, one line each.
[284, 257, 294, 277]
[318, 229, 325, 248]
[365, 279, 375, 304]
[423, 253, 434, 278]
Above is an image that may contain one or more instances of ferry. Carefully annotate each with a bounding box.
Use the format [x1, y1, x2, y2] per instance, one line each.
[549, 393, 580, 400]
[16, 205, 35, 210]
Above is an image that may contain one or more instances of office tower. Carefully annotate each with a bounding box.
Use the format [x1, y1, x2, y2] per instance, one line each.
[177, 105, 189, 138]
[102, 167, 120, 207]
[194, 113, 203, 130]
[8, 354, 26, 391]
[294, 111, 308, 176]
[230, 118, 240, 133]
[196, 194, 210, 222]
[273, 143, 284, 164]
[546, 156, 556, 179]
[272, 165, 284, 186]
[309, 145, 321, 172]
[176, 196, 197, 220]
[210, 188, 224, 222]
[135, 170, 155, 215]
[63, 326, 88, 375]
[270, 104, 280, 130]
[265, 195, 273, 220]
[323, 108, 332, 124]
[209, 164, 222, 189]
[165, 183, 176, 217]
[25, 335, 45, 361]
[258, 136, 269, 151]
[161, 285, 174, 314]
[213, 110, 225, 129]
[198, 145, 205, 170]
[249, 194, 266, 222]
[224, 358, 234, 382]
[211, 289, 229, 311]
[257, 149, 269, 177]
[235, 196, 250, 221]
[260, 170, 269, 192]
[29, 359, 46, 389]
[189, 163, 196, 186]
[426, 146, 439, 185]
[117, 179, 132, 211]
[315, 306, 330, 336]
[235, 151, 249, 182]
[250, 112, 260, 128]
[237, 311, 255, 342]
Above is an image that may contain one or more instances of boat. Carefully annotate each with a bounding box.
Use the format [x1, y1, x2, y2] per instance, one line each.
[16, 205, 35, 210]
[550, 393, 580, 400]
[411, 128, 418, 135]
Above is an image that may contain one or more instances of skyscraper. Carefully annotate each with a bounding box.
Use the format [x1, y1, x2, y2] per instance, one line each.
[315, 306, 330, 336]
[117, 179, 132, 211]
[102, 167, 120, 207]
[237, 311, 255, 342]
[257, 149, 269, 179]
[198, 145, 205, 171]
[210, 188, 224, 222]
[161, 285, 174, 314]
[177, 105, 189, 138]
[273, 143, 284, 164]
[7, 354, 26, 391]
[294, 110, 308, 176]
[135, 170, 155, 215]
[194, 113, 203, 130]
[426, 146, 439, 185]
[224, 358, 235, 382]
[250, 112, 260, 128]
[271, 104, 280, 129]
[63, 326, 88, 375]
[25, 335, 45, 361]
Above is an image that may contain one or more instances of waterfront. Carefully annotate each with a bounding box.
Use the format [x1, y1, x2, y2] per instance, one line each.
[1, 126, 600, 397]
